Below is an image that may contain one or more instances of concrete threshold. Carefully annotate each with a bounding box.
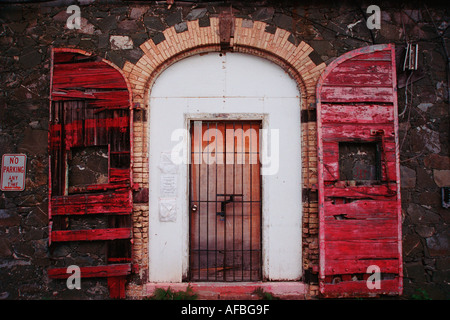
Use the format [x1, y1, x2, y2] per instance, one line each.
[145, 282, 308, 300]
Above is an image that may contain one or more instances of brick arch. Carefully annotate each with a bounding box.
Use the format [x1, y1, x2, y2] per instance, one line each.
[122, 17, 326, 109]
[121, 17, 326, 296]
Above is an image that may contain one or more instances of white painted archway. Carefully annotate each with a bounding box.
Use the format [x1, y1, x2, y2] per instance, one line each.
[148, 52, 302, 282]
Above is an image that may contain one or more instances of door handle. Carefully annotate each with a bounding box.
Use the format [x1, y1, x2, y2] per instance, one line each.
[191, 204, 198, 212]
[216, 194, 243, 219]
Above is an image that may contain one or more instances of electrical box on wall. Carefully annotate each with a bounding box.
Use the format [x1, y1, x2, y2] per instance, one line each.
[403, 43, 419, 71]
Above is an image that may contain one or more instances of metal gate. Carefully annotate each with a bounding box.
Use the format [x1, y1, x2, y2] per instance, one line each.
[189, 120, 262, 281]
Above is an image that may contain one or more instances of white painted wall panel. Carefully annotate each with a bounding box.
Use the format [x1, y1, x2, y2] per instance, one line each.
[148, 52, 302, 282]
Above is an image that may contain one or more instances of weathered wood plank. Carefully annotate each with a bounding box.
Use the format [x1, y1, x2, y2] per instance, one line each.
[351, 49, 392, 61]
[319, 86, 393, 103]
[324, 240, 399, 260]
[110, 168, 131, 183]
[321, 104, 394, 124]
[323, 60, 392, 86]
[323, 200, 398, 219]
[321, 123, 395, 140]
[323, 259, 399, 275]
[51, 191, 131, 215]
[380, 161, 398, 182]
[322, 162, 339, 181]
[320, 279, 401, 297]
[64, 117, 130, 139]
[108, 276, 127, 299]
[51, 228, 132, 242]
[49, 124, 62, 148]
[51, 202, 132, 216]
[321, 142, 339, 181]
[324, 185, 398, 199]
[48, 263, 131, 279]
[52, 190, 130, 205]
[53, 62, 127, 90]
[52, 90, 129, 108]
[324, 219, 398, 241]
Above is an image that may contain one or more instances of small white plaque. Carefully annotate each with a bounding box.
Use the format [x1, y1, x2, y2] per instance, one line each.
[159, 198, 177, 222]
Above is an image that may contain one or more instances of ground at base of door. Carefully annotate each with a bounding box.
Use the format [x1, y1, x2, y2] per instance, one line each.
[143, 282, 308, 300]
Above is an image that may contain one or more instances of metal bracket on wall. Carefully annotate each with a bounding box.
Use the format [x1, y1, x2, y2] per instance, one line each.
[403, 43, 419, 71]
[219, 10, 234, 52]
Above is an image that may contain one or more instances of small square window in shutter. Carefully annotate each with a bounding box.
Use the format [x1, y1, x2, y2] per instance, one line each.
[316, 44, 402, 298]
[47, 49, 133, 299]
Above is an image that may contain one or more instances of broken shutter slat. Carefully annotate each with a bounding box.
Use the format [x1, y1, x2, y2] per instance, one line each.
[108, 276, 127, 300]
[51, 189, 130, 205]
[51, 191, 132, 216]
[324, 240, 399, 260]
[321, 123, 396, 140]
[110, 168, 131, 183]
[323, 185, 397, 198]
[323, 200, 398, 219]
[324, 219, 398, 241]
[49, 49, 133, 299]
[324, 259, 399, 275]
[48, 263, 131, 279]
[321, 279, 401, 298]
[321, 104, 394, 124]
[317, 44, 402, 298]
[51, 227, 132, 242]
[319, 86, 394, 103]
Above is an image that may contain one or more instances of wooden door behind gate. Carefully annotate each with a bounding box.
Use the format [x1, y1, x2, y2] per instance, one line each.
[189, 121, 262, 281]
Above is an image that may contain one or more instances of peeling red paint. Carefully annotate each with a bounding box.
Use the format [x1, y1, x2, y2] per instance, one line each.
[317, 44, 402, 298]
[47, 49, 133, 299]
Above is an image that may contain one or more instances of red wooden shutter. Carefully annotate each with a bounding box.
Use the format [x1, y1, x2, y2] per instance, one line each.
[317, 44, 402, 297]
[47, 49, 133, 299]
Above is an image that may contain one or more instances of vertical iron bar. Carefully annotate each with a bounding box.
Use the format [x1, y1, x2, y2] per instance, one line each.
[215, 122, 218, 281]
[198, 121, 201, 280]
[189, 123, 192, 281]
[249, 122, 252, 280]
[259, 122, 262, 280]
[206, 122, 210, 280]
[232, 121, 236, 281]
[243, 121, 246, 281]
[223, 122, 227, 281]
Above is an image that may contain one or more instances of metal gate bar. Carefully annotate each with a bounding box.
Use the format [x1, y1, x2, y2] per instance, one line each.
[189, 120, 262, 282]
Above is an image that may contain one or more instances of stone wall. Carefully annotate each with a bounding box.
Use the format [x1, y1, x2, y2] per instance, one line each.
[0, 0, 448, 299]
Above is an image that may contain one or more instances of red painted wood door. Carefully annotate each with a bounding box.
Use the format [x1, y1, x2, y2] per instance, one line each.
[189, 121, 262, 281]
[48, 50, 133, 298]
[317, 44, 402, 297]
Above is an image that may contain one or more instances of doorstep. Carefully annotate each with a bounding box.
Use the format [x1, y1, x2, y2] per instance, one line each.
[144, 282, 308, 300]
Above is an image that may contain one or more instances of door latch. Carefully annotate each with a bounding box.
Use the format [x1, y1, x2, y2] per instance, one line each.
[216, 194, 243, 220]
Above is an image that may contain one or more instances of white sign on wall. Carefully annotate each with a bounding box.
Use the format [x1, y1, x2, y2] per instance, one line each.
[1, 154, 27, 191]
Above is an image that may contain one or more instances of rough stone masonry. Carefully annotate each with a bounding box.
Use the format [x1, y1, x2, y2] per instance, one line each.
[0, 0, 448, 299]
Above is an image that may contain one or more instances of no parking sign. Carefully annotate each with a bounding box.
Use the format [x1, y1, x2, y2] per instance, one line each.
[1, 154, 27, 191]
